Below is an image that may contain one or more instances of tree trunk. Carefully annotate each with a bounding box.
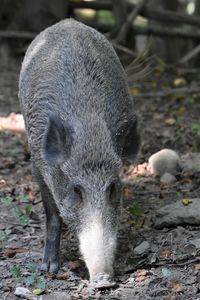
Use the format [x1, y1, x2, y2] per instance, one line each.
[149, 0, 186, 63]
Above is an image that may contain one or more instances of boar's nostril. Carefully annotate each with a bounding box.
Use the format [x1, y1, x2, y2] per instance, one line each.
[89, 273, 116, 289]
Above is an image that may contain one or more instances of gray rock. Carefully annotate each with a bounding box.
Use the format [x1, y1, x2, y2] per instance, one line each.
[14, 287, 35, 300]
[181, 153, 200, 172]
[160, 172, 176, 184]
[40, 292, 71, 300]
[190, 238, 200, 249]
[148, 149, 181, 176]
[134, 241, 150, 255]
[154, 198, 200, 228]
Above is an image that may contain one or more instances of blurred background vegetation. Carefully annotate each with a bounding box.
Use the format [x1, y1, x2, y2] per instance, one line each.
[1, 0, 200, 67]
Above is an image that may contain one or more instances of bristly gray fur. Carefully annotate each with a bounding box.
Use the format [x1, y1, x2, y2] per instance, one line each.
[18, 19, 139, 280]
[19, 19, 135, 157]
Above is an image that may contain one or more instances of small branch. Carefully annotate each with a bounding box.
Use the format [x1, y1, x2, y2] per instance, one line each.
[0, 30, 36, 39]
[133, 24, 200, 40]
[116, 0, 150, 43]
[179, 44, 200, 64]
[85, 21, 200, 40]
[133, 86, 200, 98]
[142, 5, 200, 28]
[112, 41, 136, 57]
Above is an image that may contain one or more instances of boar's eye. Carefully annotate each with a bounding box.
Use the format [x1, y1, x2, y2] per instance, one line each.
[74, 185, 83, 201]
[109, 182, 116, 198]
[107, 180, 121, 202]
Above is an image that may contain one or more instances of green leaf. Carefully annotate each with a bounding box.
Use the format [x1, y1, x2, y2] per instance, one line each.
[187, 96, 195, 104]
[97, 10, 114, 25]
[129, 202, 143, 217]
[162, 267, 172, 277]
[1, 196, 13, 206]
[19, 195, 29, 203]
[14, 207, 22, 218]
[19, 215, 28, 225]
[26, 262, 37, 273]
[0, 230, 6, 240]
[191, 123, 200, 134]
[37, 281, 46, 290]
[10, 265, 22, 278]
[25, 205, 32, 216]
[0, 229, 11, 240]
[5, 229, 12, 235]
[25, 274, 37, 286]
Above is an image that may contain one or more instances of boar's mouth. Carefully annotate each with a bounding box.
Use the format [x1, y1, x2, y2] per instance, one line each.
[89, 273, 116, 289]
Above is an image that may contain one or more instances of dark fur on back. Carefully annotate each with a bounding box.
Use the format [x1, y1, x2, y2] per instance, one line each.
[19, 19, 137, 168]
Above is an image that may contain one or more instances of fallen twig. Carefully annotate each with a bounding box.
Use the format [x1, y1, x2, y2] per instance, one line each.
[124, 257, 200, 274]
[179, 44, 200, 64]
[133, 86, 200, 98]
[0, 30, 36, 39]
[112, 41, 136, 57]
[134, 24, 200, 40]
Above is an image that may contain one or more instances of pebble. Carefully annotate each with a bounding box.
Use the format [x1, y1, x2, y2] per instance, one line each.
[14, 287, 36, 299]
[148, 149, 181, 176]
[40, 292, 71, 300]
[160, 172, 176, 184]
[133, 241, 150, 255]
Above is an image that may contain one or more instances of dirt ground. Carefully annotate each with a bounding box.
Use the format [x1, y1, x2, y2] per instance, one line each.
[1, 52, 200, 300]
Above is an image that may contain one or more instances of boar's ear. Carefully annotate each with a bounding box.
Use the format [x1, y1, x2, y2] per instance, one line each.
[116, 117, 140, 165]
[43, 114, 73, 164]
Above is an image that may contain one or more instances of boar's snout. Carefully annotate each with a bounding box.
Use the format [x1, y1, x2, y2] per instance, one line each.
[78, 215, 117, 284]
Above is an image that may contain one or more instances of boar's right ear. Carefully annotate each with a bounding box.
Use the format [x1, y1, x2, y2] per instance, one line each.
[116, 117, 140, 165]
[43, 114, 73, 164]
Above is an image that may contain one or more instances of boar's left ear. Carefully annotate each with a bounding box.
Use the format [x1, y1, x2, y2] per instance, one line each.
[43, 113, 73, 164]
[116, 117, 140, 165]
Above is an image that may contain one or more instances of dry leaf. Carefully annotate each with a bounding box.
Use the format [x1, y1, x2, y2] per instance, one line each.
[172, 283, 184, 292]
[135, 269, 149, 282]
[25, 175, 33, 182]
[167, 295, 175, 300]
[165, 118, 176, 125]
[159, 248, 171, 259]
[123, 187, 132, 199]
[173, 78, 186, 87]
[46, 272, 56, 279]
[181, 199, 190, 206]
[68, 260, 80, 270]
[130, 87, 139, 96]
[173, 106, 186, 117]
[0, 113, 25, 132]
[32, 289, 43, 295]
[0, 247, 28, 258]
[56, 272, 68, 280]
[195, 263, 200, 270]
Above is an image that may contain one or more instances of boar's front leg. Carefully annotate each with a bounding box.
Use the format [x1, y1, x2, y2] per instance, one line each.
[33, 164, 62, 273]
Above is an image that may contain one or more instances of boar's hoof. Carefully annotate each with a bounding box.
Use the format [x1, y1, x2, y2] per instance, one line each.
[40, 261, 59, 274]
[90, 273, 116, 289]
